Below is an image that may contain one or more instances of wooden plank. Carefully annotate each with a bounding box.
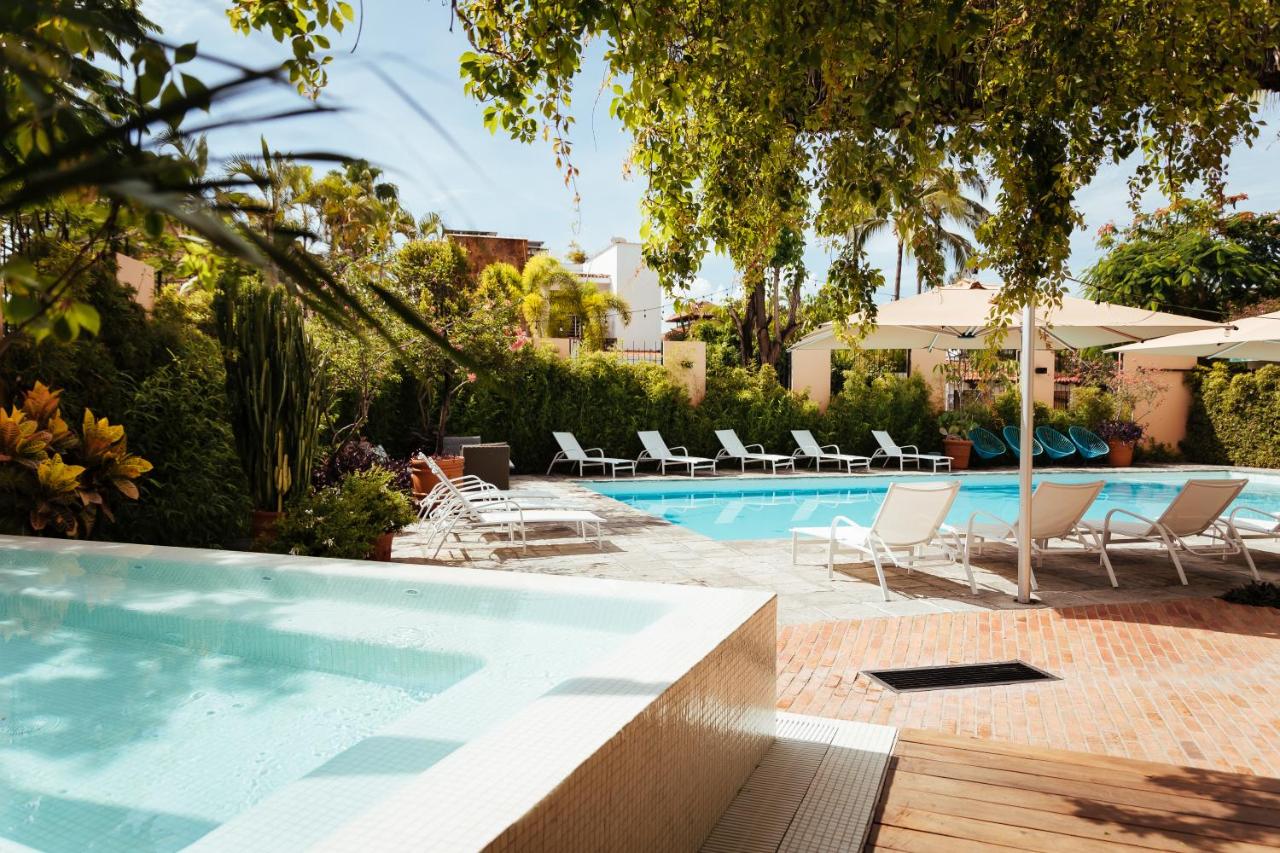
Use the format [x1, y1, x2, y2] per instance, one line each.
[893, 754, 1280, 830]
[866, 823, 1023, 852]
[893, 740, 1280, 809]
[880, 785, 1280, 853]
[876, 803, 1156, 853]
[897, 728, 1280, 795]
[888, 768, 1280, 846]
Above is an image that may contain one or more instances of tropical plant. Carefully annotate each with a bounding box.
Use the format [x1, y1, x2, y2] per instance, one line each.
[0, 382, 151, 537]
[271, 467, 415, 559]
[848, 165, 989, 300]
[548, 279, 631, 351]
[938, 410, 980, 440]
[504, 254, 577, 334]
[216, 281, 325, 512]
[456, 0, 1276, 326]
[1085, 195, 1280, 319]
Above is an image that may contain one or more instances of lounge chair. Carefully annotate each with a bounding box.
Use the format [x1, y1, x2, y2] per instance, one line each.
[1079, 479, 1259, 586]
[421, 465, 605, 557]
[968, 427, 1007, 461]
[713, 429, 795, 474]
[1035, 426, 1077, 461]
[790, 481, 963, 600]
[951, 480, 1105, 589]
[870, 430, 952, 472]
[790, 429, 872, 472]
[1068, 426, 1110, 461]
[546, 431, 636, 478]
[636, 430, 717, 477]
[1223, 505, 1280, 553]
[1002, 426, 1044, 459]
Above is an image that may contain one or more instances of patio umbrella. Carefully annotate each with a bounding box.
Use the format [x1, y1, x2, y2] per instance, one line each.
[1107, 310, 1280, 362]
[791, 281, 1222, 603]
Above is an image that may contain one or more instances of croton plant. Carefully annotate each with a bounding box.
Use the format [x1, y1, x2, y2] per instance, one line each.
[0, 382, 152, 537]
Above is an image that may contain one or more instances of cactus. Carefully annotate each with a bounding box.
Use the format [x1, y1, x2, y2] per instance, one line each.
[217, 282, 324, 512]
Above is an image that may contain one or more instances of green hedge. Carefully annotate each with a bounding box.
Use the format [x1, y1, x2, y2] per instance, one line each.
[1184, 364, 1280, 468]
[447, 348, 936, 472]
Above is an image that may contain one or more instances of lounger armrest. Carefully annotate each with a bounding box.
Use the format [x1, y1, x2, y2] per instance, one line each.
[715, 449, 732, 461]
[584, 447, 606, 457]
[1102, 507, 1160, 531]
[670, 445, 691, 455]
[899, 444, 919, 453]
[1228, 505, 1280, 525]
[745, 443, 765, 452]
[791, 448, 808, 458]
[963, 510, 1015, 539]
[820, 444, 841, 453]
[829, 514, 862, 533]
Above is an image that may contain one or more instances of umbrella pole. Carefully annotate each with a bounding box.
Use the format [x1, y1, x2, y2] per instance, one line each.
[1017, 299, 1036, 604]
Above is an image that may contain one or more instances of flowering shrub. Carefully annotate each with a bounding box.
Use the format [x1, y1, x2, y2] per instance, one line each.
[1095, 420, 1144, 444]
[272, 467, 414, 559]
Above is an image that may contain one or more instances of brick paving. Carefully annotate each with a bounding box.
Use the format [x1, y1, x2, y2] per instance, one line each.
[776, 597, 1280, 777]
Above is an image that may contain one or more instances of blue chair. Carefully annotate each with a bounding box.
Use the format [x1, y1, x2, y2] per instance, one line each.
[1069, 426, 1110, 461]
[1035, 426, 1076, 461]
[1002, 426, 1044, 459]
[967, 427, 1008, 461]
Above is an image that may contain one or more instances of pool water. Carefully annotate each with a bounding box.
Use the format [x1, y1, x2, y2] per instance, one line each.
[587, 470, 1280, 541]
[0, 542, 670, 852]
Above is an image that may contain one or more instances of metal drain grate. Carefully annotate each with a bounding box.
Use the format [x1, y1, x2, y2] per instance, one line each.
[862, 660, 1058, 693]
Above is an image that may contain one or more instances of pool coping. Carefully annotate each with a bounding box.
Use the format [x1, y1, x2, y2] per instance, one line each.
[1, 535, 777, 852]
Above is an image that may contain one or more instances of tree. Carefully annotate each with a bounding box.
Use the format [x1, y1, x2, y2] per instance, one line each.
[455, 0, 1277, 326]
[1085, 195, 1280, 319]
[848, 165, 989, 300]
[727, 226, 805, 368]
[548, 280, 630, 351]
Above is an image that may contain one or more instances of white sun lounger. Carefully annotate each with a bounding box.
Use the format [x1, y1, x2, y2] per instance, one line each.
[790, 480, 963, 600]
[1079, 478, 1259, 586]
[417, 458, 602, 556]
[636, 430, 717, 477]
[713, 429, 795, 474]
[546, 431, 636, 478]
[1223, 505, 1280, 550]
[790, 429, 872, 472]
[950, 480, 1105, 591]
[870, 429, 952, 472]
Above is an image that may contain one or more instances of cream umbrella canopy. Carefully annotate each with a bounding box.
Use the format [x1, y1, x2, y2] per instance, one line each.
[1107, 310, 1280, 361]
[790, 281, 1222, 603]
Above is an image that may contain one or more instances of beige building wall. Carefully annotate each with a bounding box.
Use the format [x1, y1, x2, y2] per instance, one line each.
[789, 348, 832, 411]
[1120, 353, 1196, 450]
[1033, 350, 1056, 407]
[663, 340, 706, 405]
[907, 348, 950, 407]
[540, 337, 573, 360]
[115, 253, 156, 312]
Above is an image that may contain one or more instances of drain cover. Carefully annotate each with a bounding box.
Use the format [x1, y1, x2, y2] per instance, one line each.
[862, 660, 1057, 693]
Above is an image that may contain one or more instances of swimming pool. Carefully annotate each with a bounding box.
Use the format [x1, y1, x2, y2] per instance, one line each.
[587, 469, 1280, 541]
[0, 537, 774, 852]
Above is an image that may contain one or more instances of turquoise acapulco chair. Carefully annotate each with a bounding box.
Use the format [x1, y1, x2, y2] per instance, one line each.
[1034, 426, 1077, 461]
[1002, 425, 1044, 459]
[1068, 425, 1111, 461]
[967, 427, 1008, 461]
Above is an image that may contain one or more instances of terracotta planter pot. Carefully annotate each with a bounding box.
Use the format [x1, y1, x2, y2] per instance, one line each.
[250, 509, 284, 543]
[410, 455, 465, 499]
[941, 437, 973, 470]
[368, 531, 395, 561]
[1106, 440, 1135, 468]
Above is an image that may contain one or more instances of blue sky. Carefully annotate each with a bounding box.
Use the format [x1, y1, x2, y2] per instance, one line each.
[147, 0, 1280, 309]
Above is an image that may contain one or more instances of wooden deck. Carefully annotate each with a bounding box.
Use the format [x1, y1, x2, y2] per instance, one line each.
[866, 728, 1280, 852]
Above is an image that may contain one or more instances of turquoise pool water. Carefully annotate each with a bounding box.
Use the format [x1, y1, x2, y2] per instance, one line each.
[588, 470, 1280, 541]
[0, 541, 670, 852]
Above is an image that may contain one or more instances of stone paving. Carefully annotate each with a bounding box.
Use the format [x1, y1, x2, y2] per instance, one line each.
[393, 470, 1280, 625]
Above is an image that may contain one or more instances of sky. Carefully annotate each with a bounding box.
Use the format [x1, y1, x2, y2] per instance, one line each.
[146, 0, 1280, 311]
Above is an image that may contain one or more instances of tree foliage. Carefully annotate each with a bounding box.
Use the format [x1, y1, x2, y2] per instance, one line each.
[455, 0, 1277, 323]
[1085, 195, 1280, 319]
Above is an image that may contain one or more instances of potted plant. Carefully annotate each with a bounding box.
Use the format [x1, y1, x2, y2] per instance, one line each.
[1096, 420, 1144, 467]
[938, 411, 979, 470]
[272, 468, 415, 561]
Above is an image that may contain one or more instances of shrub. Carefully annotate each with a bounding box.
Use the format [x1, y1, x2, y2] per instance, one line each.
[823, 368, 938, 455]
[313, 438, 413, 493]
[1095, 420, 1144, 443]
[696, 364, 819, 457]
[1221, 581, 1280, 609]
[271, 468, 415, 559]
[1184, 364, 1280, 467]
[1067, 386, 1116, 429]
[109, 336, 251, 547]
[0, 382, 151, 537]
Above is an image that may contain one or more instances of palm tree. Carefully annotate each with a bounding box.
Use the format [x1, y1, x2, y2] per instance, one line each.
[848, 165, 989, 299]
[550, 280, 631, 351]
[222, 137, 317, 283]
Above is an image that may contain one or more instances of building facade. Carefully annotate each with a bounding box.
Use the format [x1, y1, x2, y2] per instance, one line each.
[579, 238, 663, 351]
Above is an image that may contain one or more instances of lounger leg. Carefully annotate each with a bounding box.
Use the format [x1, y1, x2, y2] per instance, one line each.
[1161, 531, 1189, 585]
[1098, 535, 1119, 587]
[827, 536, 836, 581]
[962, 542, 978, 595]
[871, 550, 890, 602]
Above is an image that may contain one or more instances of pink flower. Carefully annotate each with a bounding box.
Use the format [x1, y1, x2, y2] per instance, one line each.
[509, 329, 530, 351]
[465, 372, 477, 383]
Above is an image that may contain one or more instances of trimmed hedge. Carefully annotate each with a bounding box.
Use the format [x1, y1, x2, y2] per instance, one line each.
[448, 348, 937, 472]
[1184, 364, 1280, 468]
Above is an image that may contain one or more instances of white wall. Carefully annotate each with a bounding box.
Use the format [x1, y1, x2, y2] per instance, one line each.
[582, 239, 663, 350]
